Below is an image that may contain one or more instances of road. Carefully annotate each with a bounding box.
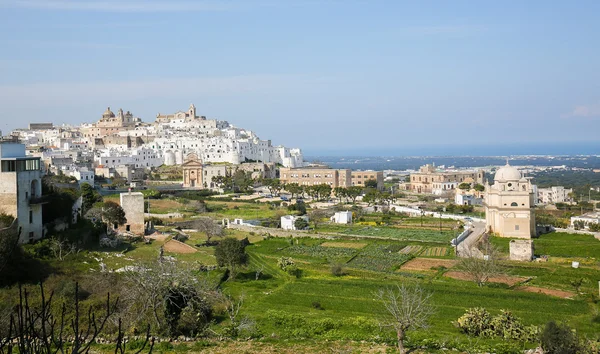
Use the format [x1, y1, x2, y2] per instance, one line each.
[456, 221, 487, 258]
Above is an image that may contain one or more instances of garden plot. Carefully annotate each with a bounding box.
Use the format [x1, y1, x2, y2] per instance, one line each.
[422, 247, 449, 257]
[320, 242, 367, 249]
[444, 271, 526, 286]
[163, 239, 198, 254]
[515, 286, 575, 299]
[347, 244, 412, 272]
[284, 245, 357, 262]
[401, 258, 457, 272]
[399, 245, 424, 255]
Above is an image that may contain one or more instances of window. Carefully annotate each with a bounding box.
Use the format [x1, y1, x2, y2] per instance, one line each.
[515, 225, 520, 231]
[29, 210, 33, 224]
[29, 232, 34, 242]
[511, 202, 518, 207]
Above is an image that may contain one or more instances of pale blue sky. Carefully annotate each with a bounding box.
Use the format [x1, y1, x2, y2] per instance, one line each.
[0, 0, 599, 154]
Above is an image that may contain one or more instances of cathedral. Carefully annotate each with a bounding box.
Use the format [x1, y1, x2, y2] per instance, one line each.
[484, 162, 536, 238]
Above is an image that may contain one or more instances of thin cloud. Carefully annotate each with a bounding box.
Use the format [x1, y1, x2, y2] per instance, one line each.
[564, 102, 600, 118]
[3, 0, 235, 12]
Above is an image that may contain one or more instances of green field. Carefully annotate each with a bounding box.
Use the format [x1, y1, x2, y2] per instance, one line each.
[535, 232, 600, 258]
[320, 224, 456, 243]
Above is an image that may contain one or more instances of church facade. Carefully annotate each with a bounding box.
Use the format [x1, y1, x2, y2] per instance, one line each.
[484, 163, 535, 238]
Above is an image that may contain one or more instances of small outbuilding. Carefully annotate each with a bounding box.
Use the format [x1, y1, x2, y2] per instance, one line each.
[281, 215, 309, 230]
[331, 211, 352, 224]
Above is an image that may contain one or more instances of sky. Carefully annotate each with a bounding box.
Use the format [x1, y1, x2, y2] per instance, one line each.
[0, 0, 599, 155]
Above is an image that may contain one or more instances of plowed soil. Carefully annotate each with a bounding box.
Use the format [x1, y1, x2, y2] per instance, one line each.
[401, 258, 457, 271]
[163, 239, 197, 254]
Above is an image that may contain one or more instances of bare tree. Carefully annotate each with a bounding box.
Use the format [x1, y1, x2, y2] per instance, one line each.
[221, 293, 256, 338]
[0, 282, 154, 354]
[123, 261, 219, 337]
[457, 244, 504, 287]
[192, 217, 224, 244]
[48, 238, 79, 261]
[374, 285, 434, 354]
[308, 209, 333, 230]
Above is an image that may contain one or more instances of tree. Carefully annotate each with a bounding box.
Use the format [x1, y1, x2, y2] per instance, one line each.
[458, 182, 471, 190]
[192, 217, 224, 244]
[333, 187, 347, 203]
[102, 201, 127, 228]
[364, 179, 378, 189]
[263, 178, 283, 196]
[457, 244, 504, 287]
[0, 214, 18, 274]
[80, 182, 102, 213]
[284, 183, 303, 199]
[473, 183, 485, 192]
[541, 321, 580, 354]
[294, 217, 309, 230]
[308, 209, 332, 230]
[316, 184, 332, 201]
[124, 261, 218, 337]
[214, 238, 248, 279]
[375, 285, 434, 354]
[345, 186, 363, 204]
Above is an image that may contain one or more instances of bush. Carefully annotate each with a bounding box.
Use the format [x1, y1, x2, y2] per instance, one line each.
[455, 308, 539, 342]
[330, 263, 345, 276]
[541, 321, 580, 354]
[311, 301, 324, 310]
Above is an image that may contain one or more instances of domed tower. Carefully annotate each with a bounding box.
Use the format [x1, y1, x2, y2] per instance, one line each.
[102, 107, 115, 120]
[484, 162, 535, 238]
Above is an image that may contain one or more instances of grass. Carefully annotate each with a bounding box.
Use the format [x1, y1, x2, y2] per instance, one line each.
[535, 232, 600, 258]
[319, 224, 456, 243]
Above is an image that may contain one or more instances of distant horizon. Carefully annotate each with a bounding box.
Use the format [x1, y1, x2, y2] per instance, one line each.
[303, 141, 600, 158]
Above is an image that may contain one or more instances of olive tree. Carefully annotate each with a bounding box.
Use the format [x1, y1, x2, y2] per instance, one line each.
[375, 285, 434, 354]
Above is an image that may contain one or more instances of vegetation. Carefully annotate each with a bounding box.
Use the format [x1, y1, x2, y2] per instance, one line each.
[375, 285, 434, 354]
[214, 238, 248, 279]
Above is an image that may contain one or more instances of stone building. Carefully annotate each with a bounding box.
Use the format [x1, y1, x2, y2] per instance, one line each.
[119, 191, 144, 235]
[409, 164, 484, 194]
[351, 170, 384, 190]
[484, 163, 535, 238]
[279, 167, 352, 188]
[0, 142, 43, 243]
[182, 153, 204, 188]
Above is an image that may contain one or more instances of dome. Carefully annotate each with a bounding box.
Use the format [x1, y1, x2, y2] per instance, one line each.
[494, 163, 521, 181]
[102, 107, 115, 118]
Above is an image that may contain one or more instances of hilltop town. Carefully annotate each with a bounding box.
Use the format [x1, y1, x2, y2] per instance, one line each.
[0, 103, 599, 354]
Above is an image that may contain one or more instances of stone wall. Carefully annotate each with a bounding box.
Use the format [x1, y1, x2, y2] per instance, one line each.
[509, 239, 533, 261]
[119, 192, 145, 235]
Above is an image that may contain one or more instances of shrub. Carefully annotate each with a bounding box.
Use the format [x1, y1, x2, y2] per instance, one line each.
[312, 301, 324, 310]
[330, 263, 345, 276]
[455, 308, 539, 342]
[455, 307, 493, 337]
[541, 321, 580, 354]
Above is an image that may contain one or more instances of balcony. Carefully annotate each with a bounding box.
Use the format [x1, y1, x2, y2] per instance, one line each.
[29, 196, 48, 205]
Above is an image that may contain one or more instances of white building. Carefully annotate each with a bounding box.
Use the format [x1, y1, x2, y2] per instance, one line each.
[331, 211, 352, 224]
[95, 147, 163, 169]
[281, 215, 309, 230]
[570, 212, 600, 229]
[0, 142, 43, 243]
[537, 186, 573, 204]
[484, 163, 536, 239]
[432, 181, 458, 195]
[69, 167, 95, 185]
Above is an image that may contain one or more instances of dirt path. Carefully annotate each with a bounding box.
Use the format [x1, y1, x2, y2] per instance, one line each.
[516, 286, 575, 299]
[164, 239, 197, 254]
[444, 271, 527, 286]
